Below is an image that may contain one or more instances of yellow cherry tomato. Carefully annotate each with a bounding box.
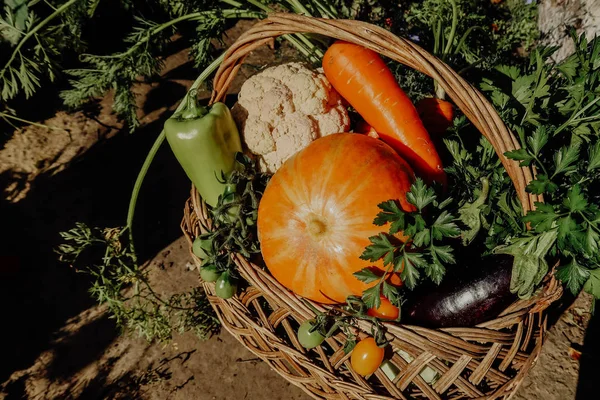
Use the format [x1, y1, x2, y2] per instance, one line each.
[350, 337, 385, 376]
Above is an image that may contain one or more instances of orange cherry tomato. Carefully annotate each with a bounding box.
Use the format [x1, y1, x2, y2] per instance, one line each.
[350, 337, 385, 376]
[367, 296, 400, 320]
[416, 97, 455, 135]
[386, 272, 403, 287]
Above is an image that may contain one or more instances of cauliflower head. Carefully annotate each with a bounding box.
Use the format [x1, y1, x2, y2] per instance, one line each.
[233, 62, 350, 173]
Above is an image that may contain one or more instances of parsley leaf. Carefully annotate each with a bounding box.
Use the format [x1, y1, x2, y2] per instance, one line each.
[526, 174, 558, 194]
[556, 257, 591, 295]
[406, 178, 436, 211]
[585, 227, 600, 256]
[412, 229, 431, 247]
[557, 216, 578, 250]
[505, 148, 535, 166]
[584, 268, 600, 299]
[424, 256, 446, 285]
[493, 230, 558, 298]
[400, 251, 425, 290]
[523, 202, 558, 232]
[563, 185, 588, 213]
[553, 141, 581, 177]
[430, 244, 455, 264]
[353, 268, 382, 284]
[360, 234, 395, 266]
[458, 177, 490, 244]
[587, 142, 600, 171]
[432, 211, 460, 239]
[403, 214, 427, 238]
[362, 285, 382, 310]
[373, 200, 406, 234]
[527, 126, 549, 156]
[381, 281, 401, 307]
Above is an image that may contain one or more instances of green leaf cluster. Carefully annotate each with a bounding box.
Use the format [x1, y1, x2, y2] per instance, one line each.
[1, 0, 94, 102]
[389, 0, 538, 100]
[443, 118, 524, 249]
[56, 223, 220, 342]
[480, 30, 600, 299]
[355, 179, 459, 309]
[196, 154, 269, 277]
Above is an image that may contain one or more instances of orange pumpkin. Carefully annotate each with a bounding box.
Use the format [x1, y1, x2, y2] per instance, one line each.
[257, 133, 416, 304]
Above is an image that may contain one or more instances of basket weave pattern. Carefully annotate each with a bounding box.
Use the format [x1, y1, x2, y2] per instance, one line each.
[181, 14, 563, 400]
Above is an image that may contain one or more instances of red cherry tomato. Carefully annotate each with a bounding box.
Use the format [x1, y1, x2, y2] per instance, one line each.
[367, 296, 400, 320]
[350, 337, 385, 376]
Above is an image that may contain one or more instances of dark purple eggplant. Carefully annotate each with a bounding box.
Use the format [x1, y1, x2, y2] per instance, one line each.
[403, 254, 515, 328]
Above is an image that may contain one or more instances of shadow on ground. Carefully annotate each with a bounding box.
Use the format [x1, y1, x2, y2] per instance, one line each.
[0, 61, 244, 385]
[0, 88, 199, 386]
[576, 309, 600, 399]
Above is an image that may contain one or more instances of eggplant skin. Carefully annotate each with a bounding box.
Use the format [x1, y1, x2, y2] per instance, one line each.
[403, 254, 515, 328]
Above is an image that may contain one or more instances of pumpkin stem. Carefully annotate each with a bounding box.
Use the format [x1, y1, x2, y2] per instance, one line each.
[308, 218, 327, 236]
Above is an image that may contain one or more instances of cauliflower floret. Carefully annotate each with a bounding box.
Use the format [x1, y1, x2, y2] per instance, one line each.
[233, 62, 350, 173]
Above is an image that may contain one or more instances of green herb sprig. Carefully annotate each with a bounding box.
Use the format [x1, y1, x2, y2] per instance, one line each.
[479, 30, 600, 299]
[355, 179, 459, 309]
[56, 223, 220, 342]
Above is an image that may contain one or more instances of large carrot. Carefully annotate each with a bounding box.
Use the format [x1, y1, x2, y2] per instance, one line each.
[322, 41, 446, 186]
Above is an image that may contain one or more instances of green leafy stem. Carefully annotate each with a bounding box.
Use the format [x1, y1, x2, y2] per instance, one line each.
[125, 51, 225, 242]
[125, 0, 333, 244]
[0, 0, 81, 100]
[354, 179, 460, 309]
[85, 8, 264, 62]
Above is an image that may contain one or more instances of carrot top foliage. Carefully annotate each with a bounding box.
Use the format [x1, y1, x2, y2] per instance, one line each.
[1, 0, 537, 132]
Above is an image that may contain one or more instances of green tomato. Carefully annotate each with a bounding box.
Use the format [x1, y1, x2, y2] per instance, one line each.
[192, 236, 213, 259]
[222, 183, 237, 204]
[217, 184, 239, 224]
[245, 210, 258, 227]
[215, 272, 237, 299]
[200, 264, 221, 283]
[297, 320, 325, 349]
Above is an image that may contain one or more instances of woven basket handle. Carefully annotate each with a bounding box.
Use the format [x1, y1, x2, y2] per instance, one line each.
[210, 13, 539, 213]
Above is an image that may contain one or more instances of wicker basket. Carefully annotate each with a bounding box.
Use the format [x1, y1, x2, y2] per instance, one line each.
[181, 13, 564, 400]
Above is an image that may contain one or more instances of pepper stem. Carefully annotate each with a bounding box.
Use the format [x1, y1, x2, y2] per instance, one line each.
[177, 89, 209, 120]
[126, 52, 225, 243]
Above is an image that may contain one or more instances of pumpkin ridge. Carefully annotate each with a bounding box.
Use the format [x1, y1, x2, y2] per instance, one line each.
[292, 256, 318, 299]
[311, 133, 350, 213]
[291, 147, 314, 210]
[321, 259, 355, 302]
[277, 157, 308, 212]
[325, 149, 381, 214]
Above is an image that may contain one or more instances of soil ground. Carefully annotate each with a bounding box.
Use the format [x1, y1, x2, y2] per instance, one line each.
[1, 10, 600, 400]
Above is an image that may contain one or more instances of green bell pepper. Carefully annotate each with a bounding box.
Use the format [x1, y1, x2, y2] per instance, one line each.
[165, 90, 242, 208]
